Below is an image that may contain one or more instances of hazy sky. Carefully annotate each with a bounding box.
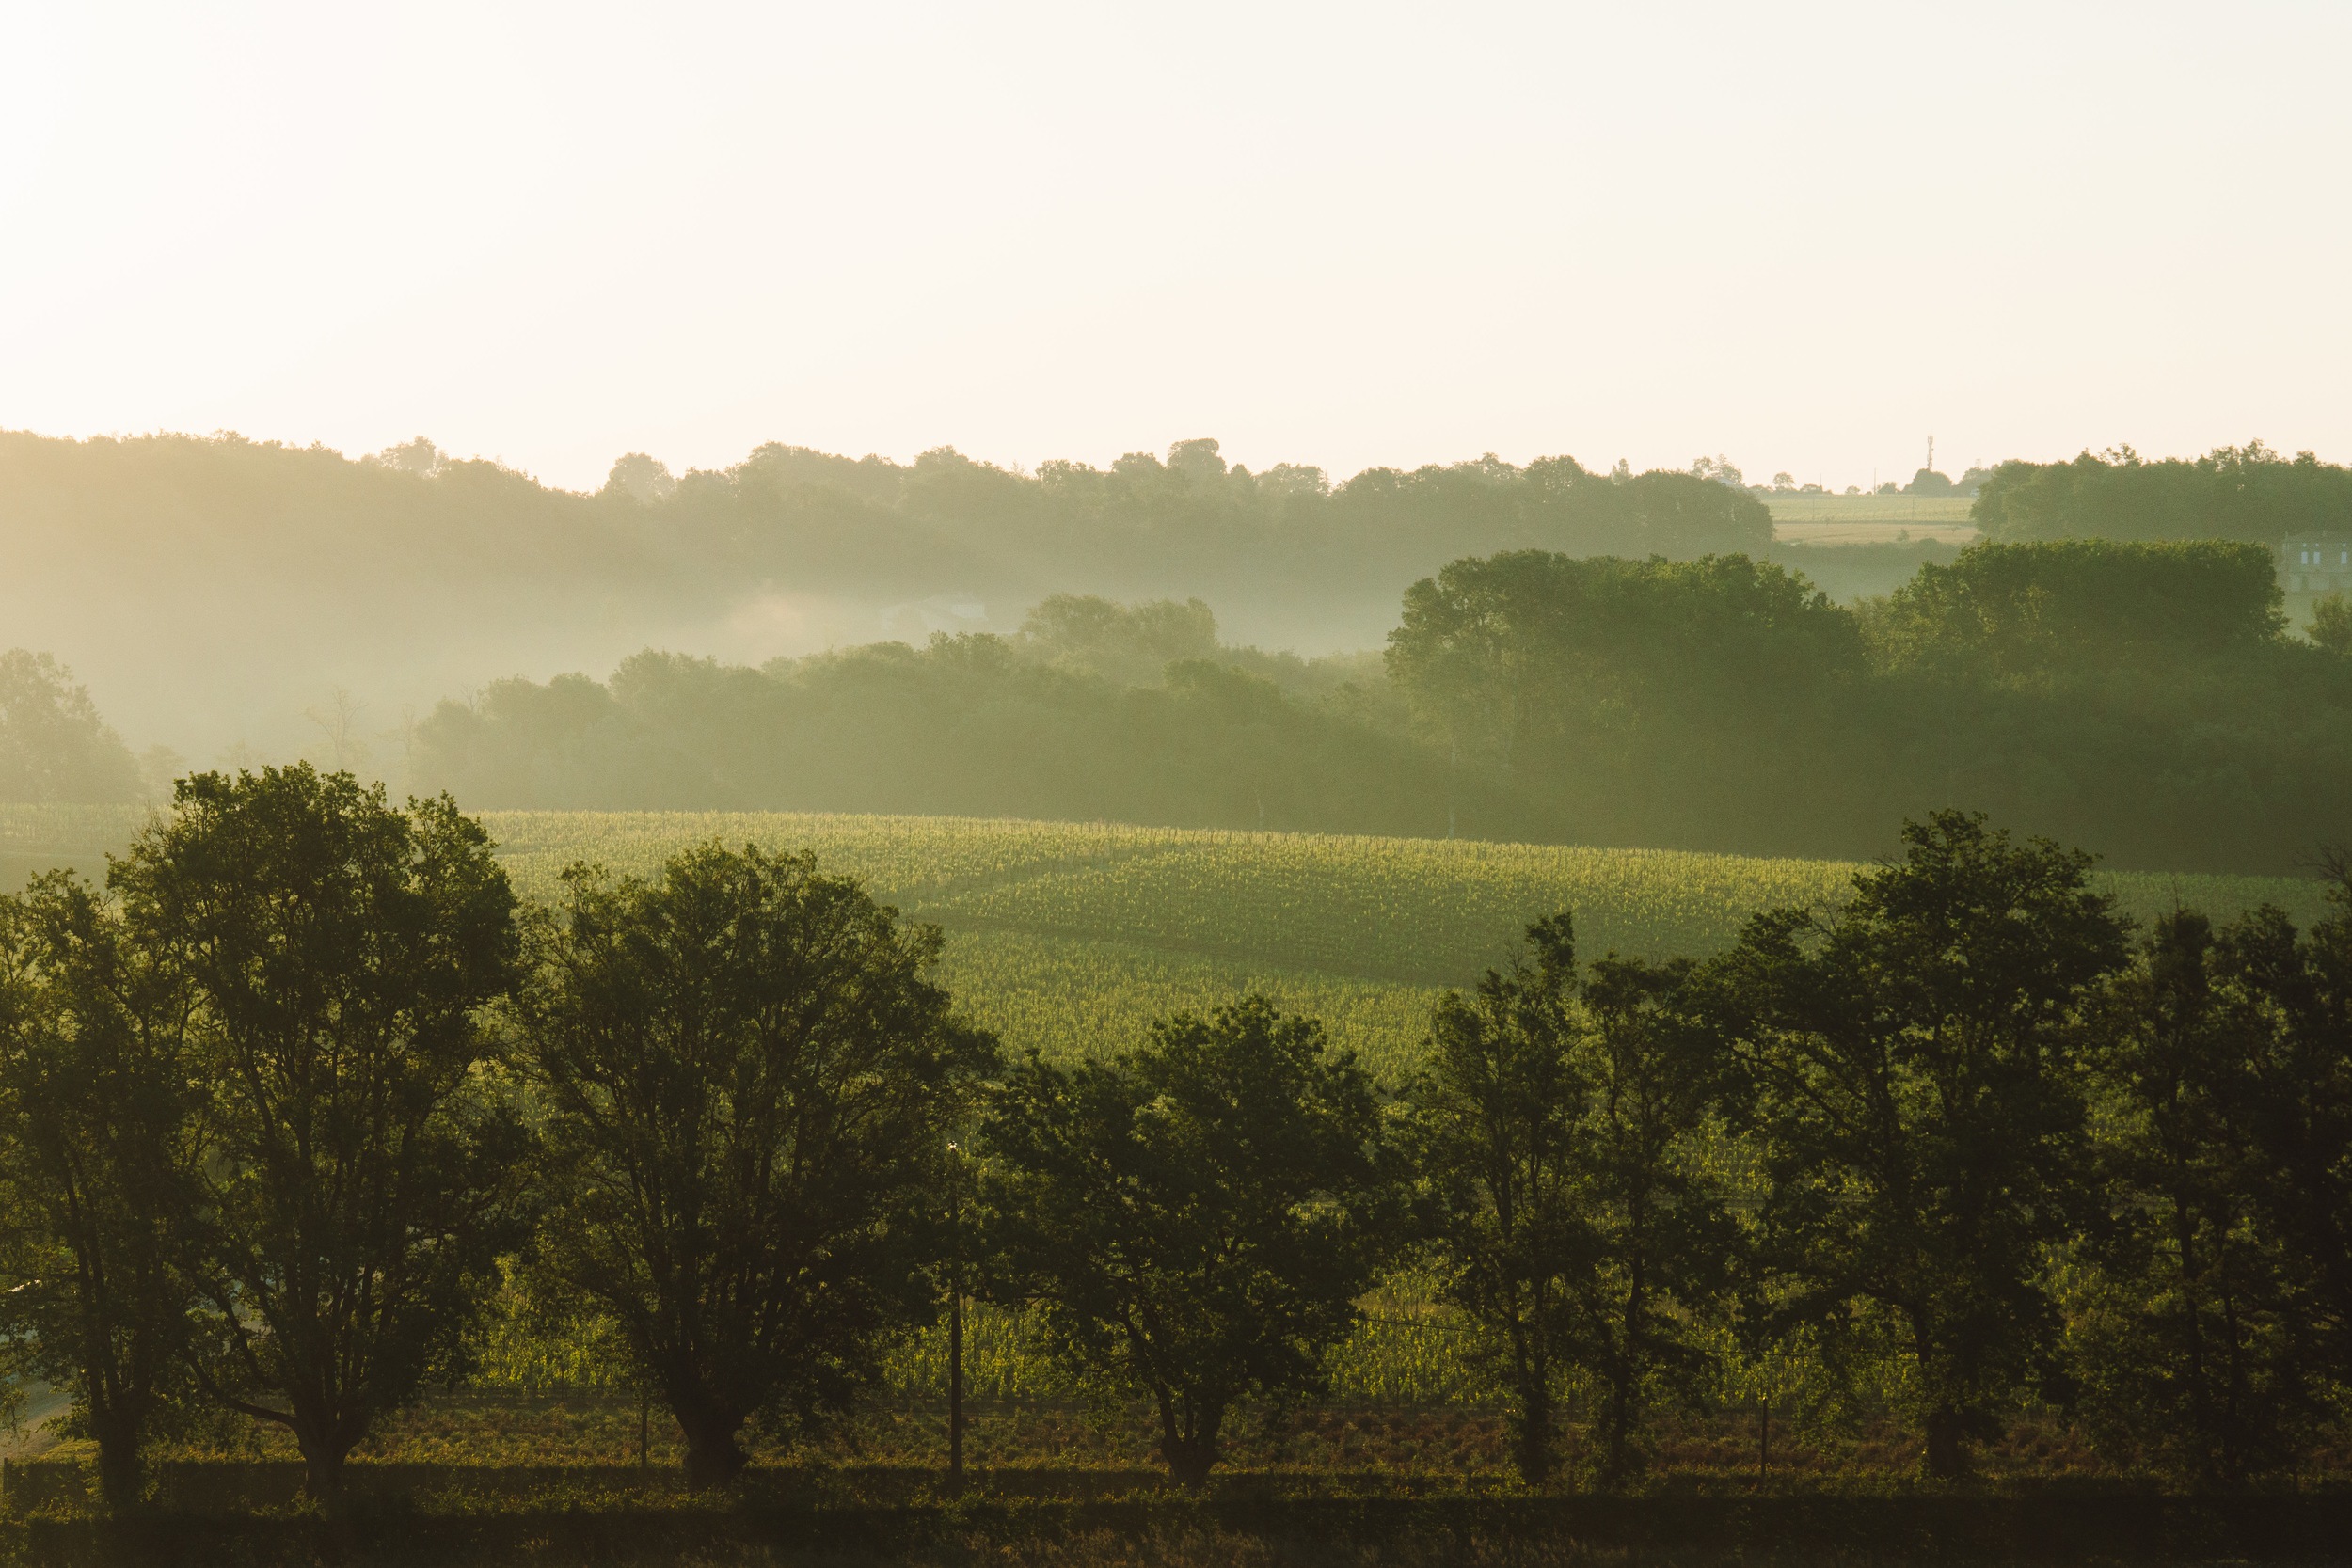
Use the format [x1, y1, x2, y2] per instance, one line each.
[7, 0, 2349, 493]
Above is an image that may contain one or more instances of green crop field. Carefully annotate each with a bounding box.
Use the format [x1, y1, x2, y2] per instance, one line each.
[2, 804, 2342, 1493]
[1, 804, 2328, 1082]
[478, 810, 2328, 1076]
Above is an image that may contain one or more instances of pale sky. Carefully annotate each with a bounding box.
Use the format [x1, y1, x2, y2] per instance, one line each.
[6, 0, 2349, 493]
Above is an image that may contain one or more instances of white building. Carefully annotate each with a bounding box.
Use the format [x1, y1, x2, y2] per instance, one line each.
[2281, 537, 2352, 594]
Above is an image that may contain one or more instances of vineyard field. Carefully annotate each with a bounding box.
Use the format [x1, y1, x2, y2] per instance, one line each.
[0, 805, 2330, 1077]
[5, 802, 2345, 1471]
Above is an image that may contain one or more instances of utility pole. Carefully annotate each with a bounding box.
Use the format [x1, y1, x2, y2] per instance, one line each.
[1446, 736, 1458, 840]
[946, 1137, 966, 1494]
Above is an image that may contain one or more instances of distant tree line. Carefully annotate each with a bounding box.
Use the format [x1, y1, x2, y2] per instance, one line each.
[1385, 537, 2352, 870]
[410, 595, 1481, 835]
[7, 775, 2352, 1509]
[417, 541, 2352, 874]
[1972, 442, 2352, 545]
[0, 429, 1766, 629]
[602, 438, 1772, 604]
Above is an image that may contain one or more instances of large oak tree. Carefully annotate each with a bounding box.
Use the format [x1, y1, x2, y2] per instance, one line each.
[514, 842, 996, 1487]
[116, 766, 528, 1500]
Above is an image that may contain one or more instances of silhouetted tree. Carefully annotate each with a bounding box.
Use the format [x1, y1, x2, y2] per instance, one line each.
[1402, 915, 1583, 1486]
[513, 842, 997, 1487]
[0, 873, 205, 1510]
[2208, 863, 2352, 1397]
[1715, 811, 2126, 1478]
[115, 766, 528, 1501]
[981, 997, 1403, 1489]
[1567, 955, 1737, 1481]
[2071, 911, 2315, 1483]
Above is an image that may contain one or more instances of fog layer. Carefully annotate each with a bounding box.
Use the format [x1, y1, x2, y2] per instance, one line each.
[0, 430, 1767, 763]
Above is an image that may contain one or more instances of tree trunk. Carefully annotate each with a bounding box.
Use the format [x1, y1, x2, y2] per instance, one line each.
[284, 1402, 366, 1508]
[296, 1433, 348, 1505]
[87, 1403, 145, 1514]
[1509, 1370, 1553, 1488]
[2169, 1195, 2220, 1487]
[1922, 1405, 1970, 1481]
[1154, 1391, 1223, 1492]
[1605, 1366, 1634, 1483]
[947, 1287, 965, 1493]
[680, 1415, 749, 1489]
[1605, 1269, 1645, 1485]
[1164, 1433, 1217, 1492]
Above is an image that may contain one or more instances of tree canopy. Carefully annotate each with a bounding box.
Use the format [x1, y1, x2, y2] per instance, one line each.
[113, 766, 529, 1500]
[513, 842, 998, 1486]
[980, 997, 1403, 1488]
[1713, 813, 2128, 1478]
[0, 649, 140, 803]
[1972, 443, 2352, 545]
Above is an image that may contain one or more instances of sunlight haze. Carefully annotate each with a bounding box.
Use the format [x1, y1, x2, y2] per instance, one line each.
[8, 0, 2348, 489]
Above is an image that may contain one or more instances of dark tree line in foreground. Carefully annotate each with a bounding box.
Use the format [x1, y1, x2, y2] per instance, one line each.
[5, 770, 2352, 1510]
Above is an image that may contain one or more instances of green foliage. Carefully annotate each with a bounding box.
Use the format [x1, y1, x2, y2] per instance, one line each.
[1385, 540, 2352, 872]
[412, 637, 1470, 836]
[1403, 917, 1585, 1485]
[2203, 877, 2352, 1399]
[1714, 812, 2129, 1478]
[1869, 540, 2284, 673]
[381, 527, 2352, 875]
[1971, 442, 2352, 544]
[114, 765, 530, 1501]
[10, 795, 2352, 1490]
[512, 841, 999, 1486]
[2059, 873, 2352, 1484]
[463, 1264, 636, 1396]
[2068, 913, 2317, 1483]
[1404, 918, 1737, 1488]
[1017, 595, 1221, 686]
[980, 997, 1406, 1487]
[1567, 955, 1738, 1481]
[0, 652, 139, 805]
[2312, 593, 2352, 655]
[1386, 550, 1860, 783]
[0, 873, 205, 1509]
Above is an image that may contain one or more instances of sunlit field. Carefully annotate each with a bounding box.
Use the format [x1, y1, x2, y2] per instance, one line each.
[1762, 494, 1978, 524]
[471, 809, 2322, 1077]
[2, 804, 2325, 1083]
[1765, 493, 1979, 547]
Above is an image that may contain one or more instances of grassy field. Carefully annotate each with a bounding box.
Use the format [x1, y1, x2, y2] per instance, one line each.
[1764, 493, 1979, 547]
[482, 810, 2328, 1075]
[1762, 494, 1978, 524]
[0, 805, 2328, 1081]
